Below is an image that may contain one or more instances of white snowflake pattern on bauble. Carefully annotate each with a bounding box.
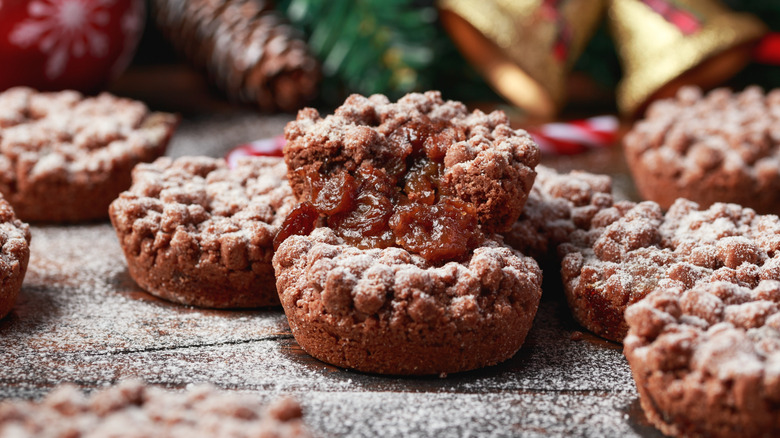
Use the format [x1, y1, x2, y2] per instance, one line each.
[9, 0, 116, 79]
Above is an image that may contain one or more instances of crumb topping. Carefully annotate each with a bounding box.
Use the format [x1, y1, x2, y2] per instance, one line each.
[0, 380, 311, 438]
[0, 87, 175, 178]
[626, 279, 780, 398]
[504, 165, 613, 260]
[624, 86, 780, 192]
[274, 227, 542, 324]
[111, 156, 296, 271]
[561, 198, 780, 340]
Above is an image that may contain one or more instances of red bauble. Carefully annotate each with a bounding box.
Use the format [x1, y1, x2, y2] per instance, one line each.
[0, 0, 144, 93]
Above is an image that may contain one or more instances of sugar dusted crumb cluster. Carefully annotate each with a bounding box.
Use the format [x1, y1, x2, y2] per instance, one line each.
[0, 380, 311, 438]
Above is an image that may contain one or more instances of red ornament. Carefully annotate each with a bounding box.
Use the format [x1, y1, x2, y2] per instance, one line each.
[0, 0, 144, 93]
[754, 32, 780, 65]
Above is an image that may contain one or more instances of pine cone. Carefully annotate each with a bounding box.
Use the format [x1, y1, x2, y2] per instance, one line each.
[154, 0, 320, 112]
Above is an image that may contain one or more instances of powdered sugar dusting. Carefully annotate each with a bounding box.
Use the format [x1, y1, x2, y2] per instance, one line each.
[0, 380, 311, 438]
[561, 197, 780, 341]
[298, 390, 642, 437]
[0, 222, 655, 436]
[0, 87, 176, 222]
[109, 155, 296, 308]
[4, 224, 288, 354]
[624, 280, 780, 437]
[0, 87, 173, 175]
[624, 86, 780, 213]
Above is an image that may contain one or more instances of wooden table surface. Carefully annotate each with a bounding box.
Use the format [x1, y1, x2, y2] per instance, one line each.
[0, 67, 663, 437]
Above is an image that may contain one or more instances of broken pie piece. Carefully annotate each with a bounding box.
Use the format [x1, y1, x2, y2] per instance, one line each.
[280, 90, 540, 263]
[273, 91, 543, 374]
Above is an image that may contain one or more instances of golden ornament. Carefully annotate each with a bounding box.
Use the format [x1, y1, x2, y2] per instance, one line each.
[438, 0, 605, 119]
[608, 0, 767, 117]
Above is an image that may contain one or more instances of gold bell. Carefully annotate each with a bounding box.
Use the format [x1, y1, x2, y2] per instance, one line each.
[608, 0, 767, 118]
[438, 0, 606, 120]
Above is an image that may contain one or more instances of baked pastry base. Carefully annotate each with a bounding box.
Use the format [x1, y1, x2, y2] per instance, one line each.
[274, 228, 542, 375]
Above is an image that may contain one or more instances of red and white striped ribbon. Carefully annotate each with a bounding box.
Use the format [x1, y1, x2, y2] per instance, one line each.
[528, 115, 619, 155]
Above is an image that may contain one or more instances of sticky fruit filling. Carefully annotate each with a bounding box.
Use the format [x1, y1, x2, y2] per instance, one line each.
[275, 116, 484, 263]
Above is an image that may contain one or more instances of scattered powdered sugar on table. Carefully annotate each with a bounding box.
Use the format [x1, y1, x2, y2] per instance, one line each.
[0, 222, 658, 437]
[2, 224, 288, 354]
[292, 390, 646, 438]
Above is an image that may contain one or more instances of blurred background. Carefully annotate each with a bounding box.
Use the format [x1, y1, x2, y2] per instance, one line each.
[2, 0, 779, 124]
